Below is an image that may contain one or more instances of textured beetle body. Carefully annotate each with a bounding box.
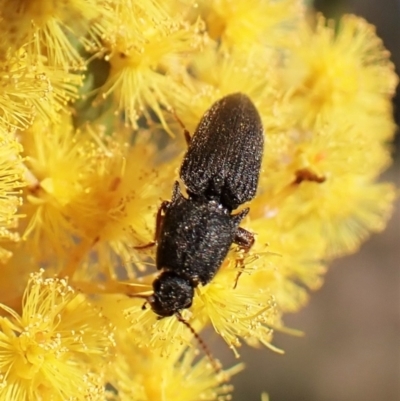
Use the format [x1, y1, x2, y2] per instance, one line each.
[180, 93, 263, 210]
[146, 93, 264, 317]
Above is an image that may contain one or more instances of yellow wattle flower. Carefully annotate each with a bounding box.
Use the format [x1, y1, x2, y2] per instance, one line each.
[21, 114, 177, 282]
[107, 334, 241, 401]
[245, 216, 327, 313]
[21, 116, 99, 261]
[0, 51, 82, 133]
[0, 270, 115, 400]
[126, 298, 197, 357]
[254, 168, 396, 259]
[97, 0, 204, 130]
[0, 54, 50, 131]
[281, 14, 398, 132]
[199, 0, 303, 49]
[0, 0, 115, 70]
[194, 255, 279, 356]
[98, 294, 242, 401]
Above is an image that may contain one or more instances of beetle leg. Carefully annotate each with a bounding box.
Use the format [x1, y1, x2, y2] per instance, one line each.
[134, 200, 170, 249]
[134, 241, 157, 250]
[171, 181, 184, 203]
[234, 227, 255, 251]
[155, 200, 169, 239]
[183, 129, 191, 146]
[173, 110, 191, 146]
[232, 226, 255, 289]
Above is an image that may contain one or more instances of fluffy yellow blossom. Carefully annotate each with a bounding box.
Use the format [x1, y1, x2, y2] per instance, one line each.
[244, 217, 327, 313]
[106, 333, 241, 401]
[281, 15, 398, 133]
[0, 270, 114, 401]
[126, 296, 197, 356]
[199, 0, 303, 49]
[253, 124, 396, 259]
[295, 179, 396, 257]
[194, 255, 279, 356]
[0, 56, 48, 131]
[21, 114, 175, 281]
[97, 0, 204, 129]
[0, 0, 115, 70]
[21, 116, 99, 261]
[97, 294, 242, 400]
[0, 51, 82, 132]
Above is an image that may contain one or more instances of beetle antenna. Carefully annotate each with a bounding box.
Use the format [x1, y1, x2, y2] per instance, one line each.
[175, 312, 222, 375]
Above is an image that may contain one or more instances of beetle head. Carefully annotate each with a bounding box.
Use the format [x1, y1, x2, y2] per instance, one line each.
[149, 271, 194, 317]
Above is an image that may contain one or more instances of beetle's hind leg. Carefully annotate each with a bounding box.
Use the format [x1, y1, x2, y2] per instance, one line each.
[232, 227, 255, 288]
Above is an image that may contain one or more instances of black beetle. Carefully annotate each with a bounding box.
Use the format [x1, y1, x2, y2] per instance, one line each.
[138, 93, 264, 317]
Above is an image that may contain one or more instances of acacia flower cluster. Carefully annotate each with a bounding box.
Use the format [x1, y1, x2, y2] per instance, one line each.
[0, 0, 397, 400]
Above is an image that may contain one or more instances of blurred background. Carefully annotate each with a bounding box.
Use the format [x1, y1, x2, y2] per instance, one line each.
[224, 1, 400, 400]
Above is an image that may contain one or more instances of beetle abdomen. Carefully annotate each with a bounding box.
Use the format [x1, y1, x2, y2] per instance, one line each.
[180, 93, 264, 210]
